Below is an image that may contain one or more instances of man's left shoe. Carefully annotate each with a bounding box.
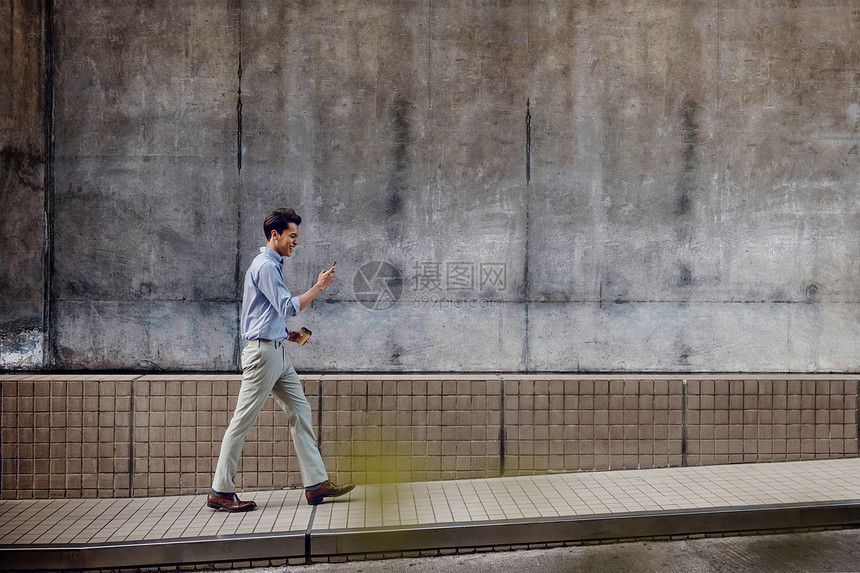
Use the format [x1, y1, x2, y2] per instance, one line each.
[306, 480, 355, 505]
[206, 490, 257, 512]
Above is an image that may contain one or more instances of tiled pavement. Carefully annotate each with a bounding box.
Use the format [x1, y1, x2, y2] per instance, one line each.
[2, 458, 860, 571]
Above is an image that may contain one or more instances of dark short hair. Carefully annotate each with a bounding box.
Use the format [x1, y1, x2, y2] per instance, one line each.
[264, 208, 302, 238]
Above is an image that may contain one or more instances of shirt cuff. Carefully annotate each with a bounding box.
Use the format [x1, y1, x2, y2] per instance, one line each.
[289, 296, 301, 316]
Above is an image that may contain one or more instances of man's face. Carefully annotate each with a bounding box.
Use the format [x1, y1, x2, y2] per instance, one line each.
[271, 222, 299, 258]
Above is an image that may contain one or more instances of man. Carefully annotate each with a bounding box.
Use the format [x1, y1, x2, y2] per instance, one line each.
[207, 208, 354, 511]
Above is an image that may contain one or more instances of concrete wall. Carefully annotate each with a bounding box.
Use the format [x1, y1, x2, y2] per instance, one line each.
[0, 0, 46, 368]
[1, 1, 858, 373]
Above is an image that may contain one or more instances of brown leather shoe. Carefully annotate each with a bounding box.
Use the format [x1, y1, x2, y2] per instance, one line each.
[305, 480, 355, 506]
[207, 490, 257, 512]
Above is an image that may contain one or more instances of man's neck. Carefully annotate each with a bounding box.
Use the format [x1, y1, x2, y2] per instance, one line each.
[265, 242, 283, 257]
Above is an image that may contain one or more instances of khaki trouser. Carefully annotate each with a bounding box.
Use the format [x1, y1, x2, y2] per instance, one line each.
[212, 339, 328, 492]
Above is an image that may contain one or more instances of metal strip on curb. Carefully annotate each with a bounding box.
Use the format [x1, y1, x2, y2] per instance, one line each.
[309, 501, 860, 557]
[305, 504, 317, 565]
[0, 531, 307, 572]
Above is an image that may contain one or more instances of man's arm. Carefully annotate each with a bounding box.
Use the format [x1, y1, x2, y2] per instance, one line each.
[256, 261, 301, 319]
[296, 266, 336, 311]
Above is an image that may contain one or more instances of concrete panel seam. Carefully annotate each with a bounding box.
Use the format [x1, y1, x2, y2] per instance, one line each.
[317, 375, 324, 449]
[499, 376, 506, 476]
[42, 0, 55, 370]
[682, 379, 688, 467]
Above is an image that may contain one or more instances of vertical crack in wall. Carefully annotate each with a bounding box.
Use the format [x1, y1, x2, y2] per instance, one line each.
[525, 99, 531, 183]
[235, 0, 243, 177]
[674, 100, 699, 366]
[426, 0, 432, 110]
[521, 100, 531, 372]
[42, 0, 55, 369]
[236, 54, 243, 174]
[716, 0, 721, 112]
[232, 0, 243, 369]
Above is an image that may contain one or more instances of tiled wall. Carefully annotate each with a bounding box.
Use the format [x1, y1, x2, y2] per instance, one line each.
[0, 376, 134, 498]
[321, 376, 501, 484]
[504, 379, 685, 475]
[131, 376, 319, 495]
[1, 374, 857, 499]
[686, 379, 859, 465]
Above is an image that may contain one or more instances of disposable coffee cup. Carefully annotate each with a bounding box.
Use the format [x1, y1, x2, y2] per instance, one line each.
[296, 327, 312, 346]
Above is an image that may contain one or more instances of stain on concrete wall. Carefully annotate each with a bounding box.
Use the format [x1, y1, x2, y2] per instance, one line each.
[49, 1, 241, 370]
[1, 1, 858, 372]
[0, 0, 47, 368]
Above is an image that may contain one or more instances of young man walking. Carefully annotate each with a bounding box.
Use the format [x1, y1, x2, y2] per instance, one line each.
[207, 208, 354, 512]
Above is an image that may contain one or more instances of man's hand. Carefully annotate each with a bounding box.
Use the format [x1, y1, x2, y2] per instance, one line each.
[315, 265, 336, 291]
[298, 263, 336, 311]
[287, 331, 302, 344]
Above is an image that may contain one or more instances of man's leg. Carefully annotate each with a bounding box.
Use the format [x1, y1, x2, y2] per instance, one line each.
[270, 352, 354, 505]
[212, 342, 279, 494]
[270, 356, 329, 487]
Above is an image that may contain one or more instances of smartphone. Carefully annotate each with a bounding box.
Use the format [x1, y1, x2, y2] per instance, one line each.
[297, 327, 312, 346]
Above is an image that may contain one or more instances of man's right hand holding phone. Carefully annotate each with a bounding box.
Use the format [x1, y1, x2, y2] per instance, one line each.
[316, 261, 336, 291]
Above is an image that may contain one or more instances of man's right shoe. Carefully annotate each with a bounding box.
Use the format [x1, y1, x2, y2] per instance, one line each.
[306, 480, 355, 505]
[207, 490, 257, 512]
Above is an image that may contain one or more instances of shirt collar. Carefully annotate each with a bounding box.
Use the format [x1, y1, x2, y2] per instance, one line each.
[260, 247, 283, 264]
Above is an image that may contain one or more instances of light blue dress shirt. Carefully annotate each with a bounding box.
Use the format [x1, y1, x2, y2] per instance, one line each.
[240, 247, 301, 341]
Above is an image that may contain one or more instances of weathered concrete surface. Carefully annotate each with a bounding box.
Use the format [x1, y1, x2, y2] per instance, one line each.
[50, 1, 241, 369]
[248, 0, 860, 374]
[239, 1, 529, 373]
[1, 1, 858, 372]
[0, 0, 46, 368]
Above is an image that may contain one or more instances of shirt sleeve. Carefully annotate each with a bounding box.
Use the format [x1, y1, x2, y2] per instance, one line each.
[256, 260, 301, 319]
